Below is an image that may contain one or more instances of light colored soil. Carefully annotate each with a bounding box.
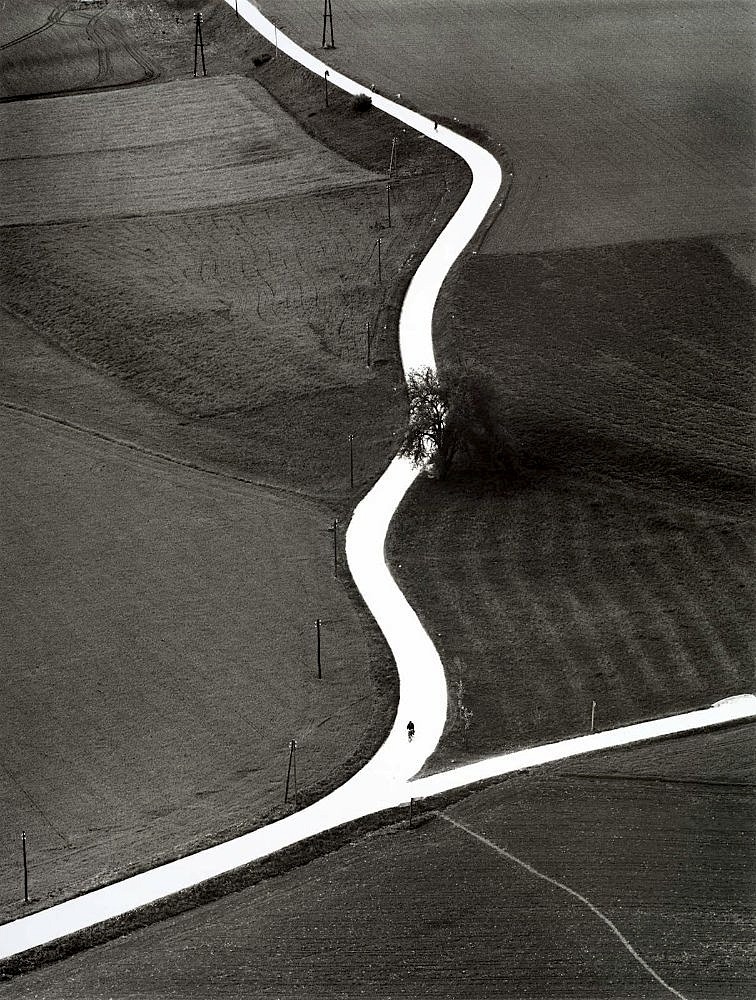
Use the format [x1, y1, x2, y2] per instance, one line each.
[259, 0, 753, 252]
[9, 725, 754, 998]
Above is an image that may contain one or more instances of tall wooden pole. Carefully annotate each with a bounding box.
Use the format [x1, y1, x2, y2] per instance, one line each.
[284, 740, 297, 803]
[333, 518, 338, 576]
[386, 183, 392, 227]
[324, 69, 330, 107]
[389, 137, 397, 177]
[366, 320, 371, 367]
[590, 700, 596, 732]
[376, 237, 382, 283]
[316, 618, 322, 679]
[194, 12, 206, 77]
[322, 0, 334, 48]
[348, 433, 354, 488]
[22, 831, 29, 903]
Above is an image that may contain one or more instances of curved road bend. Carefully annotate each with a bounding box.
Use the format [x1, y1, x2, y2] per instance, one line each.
[2, 1, 754, 962]
[0, 0, 502, 960]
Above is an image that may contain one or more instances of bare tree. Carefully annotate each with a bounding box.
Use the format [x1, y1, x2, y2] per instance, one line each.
[399, 364, 518, 479]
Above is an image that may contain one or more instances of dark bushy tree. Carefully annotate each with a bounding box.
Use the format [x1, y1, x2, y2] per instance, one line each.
[400, 365, 518, 479]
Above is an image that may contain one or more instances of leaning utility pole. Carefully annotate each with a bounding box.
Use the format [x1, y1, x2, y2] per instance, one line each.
[193, 12, 207, 78]
[388, 137, 397, 178]
[322, 0, 335, 48]
[284, 740, 298, 806]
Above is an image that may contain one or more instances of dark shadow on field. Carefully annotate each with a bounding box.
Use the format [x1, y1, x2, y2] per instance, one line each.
[437, 237, 754, 507]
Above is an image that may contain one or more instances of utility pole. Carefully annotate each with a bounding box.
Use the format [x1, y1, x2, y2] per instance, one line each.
[348, 433, 354, 488]
[388, 137, 397, 177]
[332, 518, 338, 576]
[386, 183, 392, 228]
[316, 618, 322, 679]
[365, 320, 371, 367]
[22, 831, 28, 903]
[376, 237, 382, 283]
[324, 68, 330, 107]
[590, 699, 596, 733]
[235, 0, 238, 16]
[321, 0, 335, 48]
[193, 12, 206, 78]
[284, 740, 298, 806]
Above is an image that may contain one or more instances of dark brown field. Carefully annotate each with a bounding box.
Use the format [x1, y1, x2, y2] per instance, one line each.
[10, 725, 754, 998]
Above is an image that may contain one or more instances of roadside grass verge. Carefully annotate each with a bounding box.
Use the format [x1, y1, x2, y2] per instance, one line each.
[6, 724, 753, 997]
[388, 238, 754, 770]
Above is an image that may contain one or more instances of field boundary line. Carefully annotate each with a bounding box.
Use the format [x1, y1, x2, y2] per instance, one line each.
[437, 811, 689, 1000]
[0, 399, 328, 513]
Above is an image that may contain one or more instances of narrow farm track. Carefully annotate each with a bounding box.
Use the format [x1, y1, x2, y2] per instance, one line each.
[0, 1, 157, 100]
[0, 1, 70, 51]
[438, 812, 689, 1000]
[1, 0, 753, 969]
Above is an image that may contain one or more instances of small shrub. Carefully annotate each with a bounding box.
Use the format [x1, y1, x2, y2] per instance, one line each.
[352, 93, 372, 113]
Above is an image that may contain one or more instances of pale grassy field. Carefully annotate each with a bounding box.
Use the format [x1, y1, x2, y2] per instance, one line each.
[1, 68, 461, 468]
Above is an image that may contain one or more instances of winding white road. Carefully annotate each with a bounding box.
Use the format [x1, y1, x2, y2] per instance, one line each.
[1, 0, 754, 963]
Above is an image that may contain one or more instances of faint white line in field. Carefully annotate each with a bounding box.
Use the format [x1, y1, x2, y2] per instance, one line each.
[438, 812, 690, 1000]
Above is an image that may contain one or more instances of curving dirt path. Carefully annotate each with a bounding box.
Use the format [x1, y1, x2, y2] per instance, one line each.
[1, 1, 754, 964]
